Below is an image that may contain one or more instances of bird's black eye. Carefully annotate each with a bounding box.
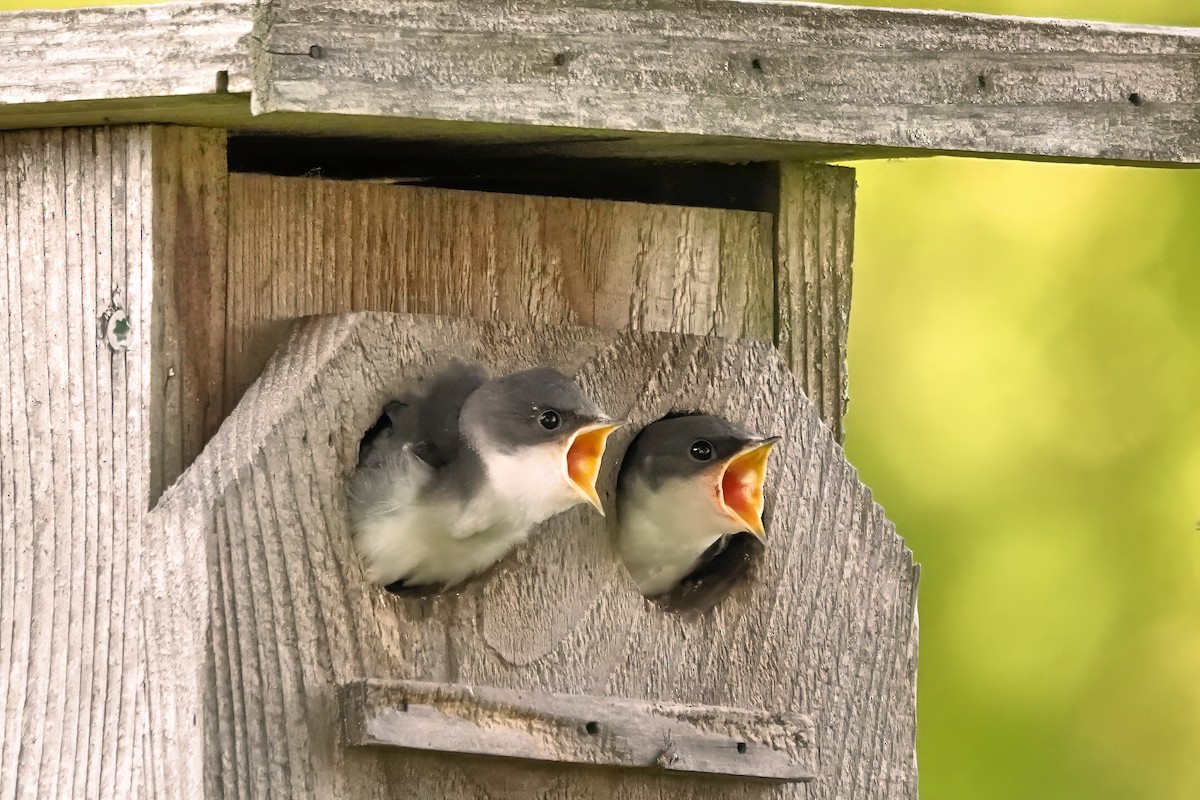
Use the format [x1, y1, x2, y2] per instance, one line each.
[689, 439, 714, 461]
[538, 409, 561, 430]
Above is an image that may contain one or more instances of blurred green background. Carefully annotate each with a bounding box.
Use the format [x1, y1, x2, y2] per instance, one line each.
[3, 0, 1197, 797]
[843, 4, 1200, 799]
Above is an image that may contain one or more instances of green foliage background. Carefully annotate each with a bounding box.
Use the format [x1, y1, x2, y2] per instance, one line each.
[843, 3, 1200, 799]
[3, 0, 1197, 797]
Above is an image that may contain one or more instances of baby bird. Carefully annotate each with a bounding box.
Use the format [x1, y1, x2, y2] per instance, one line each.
[615, 413, 778, 608]
[349, 363, 620, 590]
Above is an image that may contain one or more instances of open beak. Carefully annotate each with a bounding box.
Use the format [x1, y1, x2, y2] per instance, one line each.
[564, 420, 623, 514]
[716, 437, 780, 538]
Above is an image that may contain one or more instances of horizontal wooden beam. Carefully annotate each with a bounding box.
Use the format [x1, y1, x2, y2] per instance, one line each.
[0, 1, 254, 110]
[340, 679, 816, 782]
[2, 0, 1198, 165]
[259, 0, 1200, 165]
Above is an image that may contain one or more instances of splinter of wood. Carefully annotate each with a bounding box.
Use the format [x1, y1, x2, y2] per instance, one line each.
[340, 679, 816, 783]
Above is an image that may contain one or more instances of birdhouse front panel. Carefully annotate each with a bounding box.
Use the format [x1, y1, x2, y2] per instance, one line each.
[151, 312, 918, 800]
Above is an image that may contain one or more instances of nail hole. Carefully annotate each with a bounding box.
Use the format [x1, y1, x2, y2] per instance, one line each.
[976, 74, 987, 89]
[399, 700, 409, 712]
[215, 70, 229, 94]
[308, 44, 324, 59]
[553, 52, 568, 67]
[585, 721, 600, 735]
[1128, 92, 1142, 106]
[736, 741, 748, 754]
[751, 58, 763, 71]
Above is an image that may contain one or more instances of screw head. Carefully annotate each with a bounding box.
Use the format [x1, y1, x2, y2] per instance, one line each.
[100, 305, 132, 351]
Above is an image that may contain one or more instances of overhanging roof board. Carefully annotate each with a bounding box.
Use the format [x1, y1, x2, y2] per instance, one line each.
[2, 0, 1198, 165]
[1, 2, 255, 106]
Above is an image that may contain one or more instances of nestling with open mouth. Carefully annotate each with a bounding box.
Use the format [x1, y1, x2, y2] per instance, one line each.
[349, 363, 621, 590]
[615, 412, 779, 607]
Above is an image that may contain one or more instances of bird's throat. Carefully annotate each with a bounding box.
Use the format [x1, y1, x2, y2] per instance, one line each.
[564, 422, 620, 513]
[718, 441, 775, 537]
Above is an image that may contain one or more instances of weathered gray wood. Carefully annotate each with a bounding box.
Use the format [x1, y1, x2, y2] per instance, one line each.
[223, 173, 773, 413]
[151, 311, 918, 799]
[0, 130, 861, 795]
[775, 163, 855, 444]
[259, 0, 1200, 165]
[2, 0, 1199, 165]
[0, 1, 253, 113]
[341, 679, 816, 782]
[0, 127, 193, 799]
[149, 126, 230, 502]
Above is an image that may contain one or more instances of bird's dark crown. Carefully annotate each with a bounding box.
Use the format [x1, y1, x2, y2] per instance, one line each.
[617, 412, 758, 492]
[464, 367, 604, 451]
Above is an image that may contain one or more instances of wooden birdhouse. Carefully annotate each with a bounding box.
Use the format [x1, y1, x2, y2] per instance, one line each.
[2, 1, 1194, 798]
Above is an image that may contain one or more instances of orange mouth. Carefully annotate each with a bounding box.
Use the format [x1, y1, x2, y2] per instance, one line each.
[717, 439, 779, 537]
[565, 422, 622, 513]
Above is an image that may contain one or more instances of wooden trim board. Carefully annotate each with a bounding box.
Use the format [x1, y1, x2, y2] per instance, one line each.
[1, 0, 1198, 165]
[340, 679, 816, 782]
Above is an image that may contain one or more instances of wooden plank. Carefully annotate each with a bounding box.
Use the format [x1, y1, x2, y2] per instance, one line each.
[0, 1, 254, 110]
[223, 174, 773, 414]
[149, 126, 230, 503]
[0, 94, 253, 135]
[340, 679, 815, 782]
[258, 0, 1200, 165]
[774, 163, 855, 444]
[1, 0, 1199, 165]
[152, 311, 917, 799]
[0, 127, 180, 799]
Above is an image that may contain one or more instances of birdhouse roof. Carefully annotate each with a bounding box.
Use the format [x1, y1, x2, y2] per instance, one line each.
[2, 0, 1198, 165]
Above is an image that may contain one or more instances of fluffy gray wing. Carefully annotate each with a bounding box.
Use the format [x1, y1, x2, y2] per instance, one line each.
[352, 361, 488, 523]
[414, 362, 487, 468]
[356, 362, 486, 468]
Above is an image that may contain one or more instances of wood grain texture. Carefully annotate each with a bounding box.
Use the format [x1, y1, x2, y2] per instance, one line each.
[224, 173, 773, 413]
[0, 127, 165, 799]
[775, 164, 855, 445]
[149, 126, 230, 502]
[0, 1, 253, 113]
[259, 0, 1200, 165]
[341, 679, 816, 782]
[150, 311, 918, 799]
[2, 0, 1199, 165]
